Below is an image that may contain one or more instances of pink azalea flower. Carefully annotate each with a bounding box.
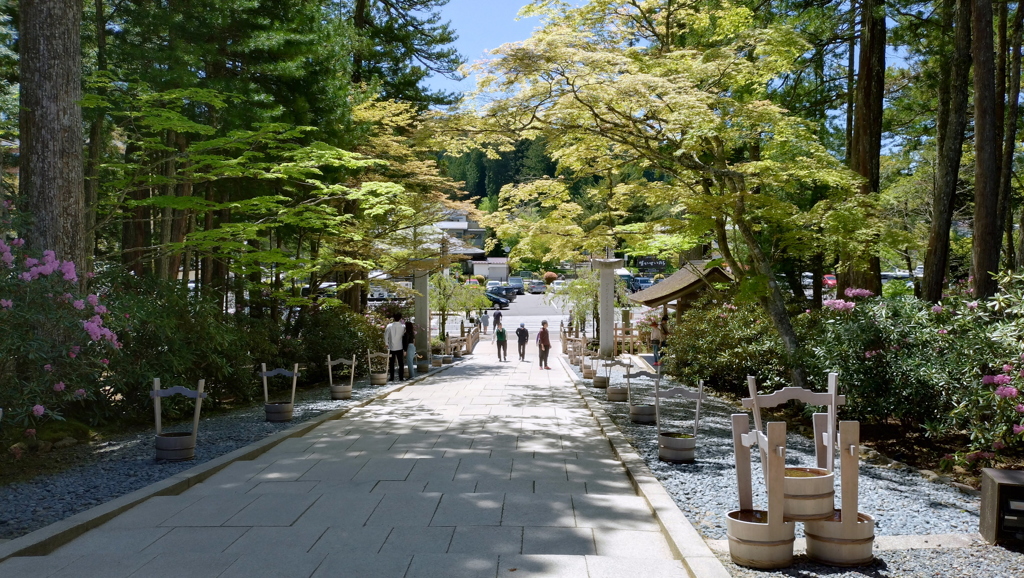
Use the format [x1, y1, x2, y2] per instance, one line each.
[1016, 404, 1024, 413]
[32, 404, 45, 417]
[995, 385, 1019, 398]
[74, 389, 86, 397]
[823, 299, 856, 311]
[24, 257, 38, 267]
[53, 382, 65, 392]
[937, 329, 948, 335]
[967, 301, 978, 310]
[0, 299, 11, 309]
[11, 238, 23, 247]
[100, 359, 109, 365]
[24, 429, 35, 438]
[72, 300, 85, 310]
[1014, 424, 1024, 435]
[993, 440, 1006, 450]
[87, 294, 99, 306]
[42, 250, 55, 264]
[994, 375, 1014, 386]
[1004, 365, 1015, 373]
[19, 272, 31, 282]
[124, 313, 130, 319]
[43, 364, 52, 371]
[94, 305, 108, 314]
[68, 351, 76, 358]
[932, 305, 943, 313]
[845, 288, 874, 298]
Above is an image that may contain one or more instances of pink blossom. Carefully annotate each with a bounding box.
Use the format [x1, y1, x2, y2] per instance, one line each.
[60, 261, 77, 282]
[94, 305, 108, 314]
[42, 250, 56, 264]
[53, 382, 65, 392]
[823, 299, 856, 311]
[931, 305, 943, 313]
[937, 329, 948, 334]
[967, 301, 978, 310]
[1, 252, 12, 267]
[11, 238, 24, 247]
[1014, 424, 1024, 435]
[43, 364, 52, 372]
[993, 440, 1006, 450]
[68, 351, 76, 359]
[74, 389, 86, 397]
[983, 375, 997, 384]
[100, 358, 109, 365]
[1004, 365, 1015, 373]
[32, 404, 45, 417]
[72, 300, 85, 310]
[24, 257, 38, 267]
[18, 272, 31, 282]
[993, 374, 1013, 386]
[24, 429, 35, 438]
[805, 309, 811, 314]
[1016, 404, 1024, 413]
[87, 294, 99, 306]
[86, 271, 95, 279]
[0, 299, 11, 309]
[844, 288, 875, 298]
[995, 385, 1019, 398]
[124, 313, 130, 319]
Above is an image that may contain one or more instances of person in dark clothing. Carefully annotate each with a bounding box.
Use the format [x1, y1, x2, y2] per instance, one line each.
[537, 320, 551, 369]
[493, 322, 508, 361]
[384, 312, 405, 381]
[515, 323, 529, 361]
[493, 310, 502, 328]
[403, 320, 416, 379]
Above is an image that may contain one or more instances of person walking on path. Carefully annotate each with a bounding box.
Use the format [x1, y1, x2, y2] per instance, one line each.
[481, 310, 489, 335]
[655, 315, 670, 366]
[537, 320, 551, 369]
[493, 322, 508, 361]
[384, 313, 406, 382]
[404, 319, 417, 379]
[515, 322, 529, 361]
[650, 319, 663, 365]
[493, 310, 502, 329]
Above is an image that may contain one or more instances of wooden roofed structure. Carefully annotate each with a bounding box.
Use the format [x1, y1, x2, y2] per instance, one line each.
[629, 261, 734, 319]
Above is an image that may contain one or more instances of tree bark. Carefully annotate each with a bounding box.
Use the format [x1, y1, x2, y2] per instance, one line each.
[840, 0, 885, 297]
[20, 0, 85, 268]
[1000, 3, 1023, 268]
[923, 0, 972, 301]
[973, 0, 1002, 298]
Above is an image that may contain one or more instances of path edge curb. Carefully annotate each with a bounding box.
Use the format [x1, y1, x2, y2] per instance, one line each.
[558, 356, 732, 578]
[0, 362, 460, 562]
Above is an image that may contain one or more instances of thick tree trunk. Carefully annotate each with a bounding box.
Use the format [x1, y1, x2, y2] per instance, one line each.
[1000, 4, 1023, 268]
[20, 0, 84, 268]
[924, 0, 972, 301]
[973, 0, 1002, 298]
[840, 0, 885, 297]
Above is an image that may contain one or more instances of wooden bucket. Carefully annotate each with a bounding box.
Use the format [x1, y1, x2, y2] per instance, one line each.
[431, 357, 442, 367]
[442, 355, 453, 364]
[265, 402, 293, 422]
[804, 511, 875, 567]
[629, 404, 656, 424]
[593, 375, 609, 389]
[783, 467, 835, 520]
[154, 432, 195, 461]
[370, 372, 388, 385]
[330, 385, 352, 400]
[606, 385, 628, 402]
[658, 432, 696, 463]
[416, 360, 430, 374]
[726, 510, 795, 569]
[582, 367, 596, 379]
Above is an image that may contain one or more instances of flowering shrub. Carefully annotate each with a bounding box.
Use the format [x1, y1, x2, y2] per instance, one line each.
[0, 239, 119, 431]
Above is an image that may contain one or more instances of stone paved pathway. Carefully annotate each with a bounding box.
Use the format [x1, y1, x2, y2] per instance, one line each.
[0, 337, 701, 577]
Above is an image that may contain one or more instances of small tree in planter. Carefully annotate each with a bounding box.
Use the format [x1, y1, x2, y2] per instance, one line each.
[428, 273, 460, 341]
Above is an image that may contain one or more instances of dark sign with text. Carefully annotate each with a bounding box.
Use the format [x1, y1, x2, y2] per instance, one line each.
[636, 257, 666, 271]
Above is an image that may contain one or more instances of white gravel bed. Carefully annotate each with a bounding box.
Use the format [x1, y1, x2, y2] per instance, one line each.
[0, 378, 394, 541]
[569, 364, 980, 539]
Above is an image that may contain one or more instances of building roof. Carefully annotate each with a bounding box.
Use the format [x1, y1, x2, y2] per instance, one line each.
[628, 262, 734, 308]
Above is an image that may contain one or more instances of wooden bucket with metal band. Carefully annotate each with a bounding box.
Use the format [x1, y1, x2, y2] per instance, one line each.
[804, 511, 875, 566]
[592, 375, 609, 388]
[658, 432, 696, 463]
[783, 467, 835, 520]
[155, 432, 195, 461]
[606, 385, 627, 402]
[629, 403, 656, 424]
[726, 510, 795, 569]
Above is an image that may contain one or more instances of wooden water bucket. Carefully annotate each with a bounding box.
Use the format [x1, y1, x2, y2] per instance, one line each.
[432, 357, 442, 367]
[783, 467, 835, 520]
[442, 355, 453, 364]
[593, 375, 609, 389]
[155, 432, 195, 461]
[658, 432, 695, 463]
[417, 360, 430, 373]
[370, 372, 388, 385]
[606, 385, 628, 402]
[629, 404, 656, 424]
[805, 511, 875, 566]
[582, 367, 596, 379]
[265, 401, 293, 422]
[330, 384, 352, 400]
[726, 510, 795, 569]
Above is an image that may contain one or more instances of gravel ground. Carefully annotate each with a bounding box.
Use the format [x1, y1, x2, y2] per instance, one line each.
[0, 375, 398, 541]
[569, 360, 1024, 577]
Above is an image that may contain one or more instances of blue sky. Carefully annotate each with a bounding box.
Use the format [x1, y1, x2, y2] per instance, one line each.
[424, 0, 542, 96]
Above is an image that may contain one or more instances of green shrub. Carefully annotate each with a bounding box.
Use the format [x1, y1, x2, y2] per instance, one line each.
[297, 305, 385, 381]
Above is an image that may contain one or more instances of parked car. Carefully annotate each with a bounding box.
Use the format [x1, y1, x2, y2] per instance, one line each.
[486, 280, 501, 291]
[466, 279, 481, 287]
[527, 279, 547, 294]
[549, 279, 568, 292]
[635, 277, 653, 291]
[508, 276, 525, 295]
[823, 274, 837, 288]
[484, 292, 510, 309]
[490, 285, 518, 301]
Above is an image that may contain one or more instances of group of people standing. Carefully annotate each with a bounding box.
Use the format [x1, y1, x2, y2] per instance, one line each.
[489, 309, 551, 369]
[384, 313, 417, 382]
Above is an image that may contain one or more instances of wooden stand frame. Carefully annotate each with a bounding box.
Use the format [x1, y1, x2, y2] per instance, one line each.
[327, 354, 356, 399]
